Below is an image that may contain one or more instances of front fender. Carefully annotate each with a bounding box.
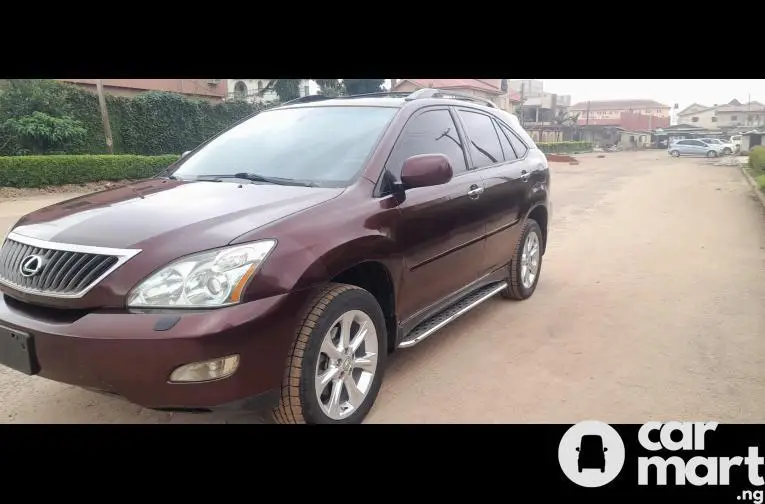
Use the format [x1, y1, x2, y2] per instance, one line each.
[241, 232, 404, 303]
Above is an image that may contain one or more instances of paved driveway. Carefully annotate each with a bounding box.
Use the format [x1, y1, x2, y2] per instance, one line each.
[1, 151, 765, 423]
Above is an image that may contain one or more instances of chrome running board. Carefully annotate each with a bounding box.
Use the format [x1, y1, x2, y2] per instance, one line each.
[397, 281, 507, 349]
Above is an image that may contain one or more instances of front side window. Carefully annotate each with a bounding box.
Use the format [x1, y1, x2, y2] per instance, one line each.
[171, 105, 398, 187]
[385, 108, 468, 180]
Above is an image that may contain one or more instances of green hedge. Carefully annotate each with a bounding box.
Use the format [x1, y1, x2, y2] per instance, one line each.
[0, 154, 179, 187]
[0, 80, 275, 156]
[537, 141, 593, 154]
[748, 145, 765, 174]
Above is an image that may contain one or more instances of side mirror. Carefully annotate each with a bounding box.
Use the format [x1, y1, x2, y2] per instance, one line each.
[575, 447, 580, 452]
[180, 150, 192, 159]
[603, 447, 608, 452]
[400, 154, 453, 190]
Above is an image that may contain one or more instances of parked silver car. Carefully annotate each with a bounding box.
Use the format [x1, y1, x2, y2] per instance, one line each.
[668, 139, 725, 158]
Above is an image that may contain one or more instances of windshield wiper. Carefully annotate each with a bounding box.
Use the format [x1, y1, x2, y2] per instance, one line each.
[195, 173, 317, 187]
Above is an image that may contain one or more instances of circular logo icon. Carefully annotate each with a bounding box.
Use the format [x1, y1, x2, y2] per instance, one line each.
[19, 254, 45, 277]
[558, 420, 626, 488]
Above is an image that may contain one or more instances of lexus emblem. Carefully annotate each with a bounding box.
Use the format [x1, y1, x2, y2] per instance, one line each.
[19, 254, 45, 277]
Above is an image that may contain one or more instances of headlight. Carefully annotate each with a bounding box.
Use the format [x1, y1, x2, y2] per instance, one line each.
[127, 240, 276, 308]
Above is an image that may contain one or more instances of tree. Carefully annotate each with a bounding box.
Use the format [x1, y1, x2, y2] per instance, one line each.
[315, 79, 345, 97]
[257, 79, 301, 102]
[3, 111, 87, 154]
[554, 110, 580, 127]
[343, 79, 385, 96]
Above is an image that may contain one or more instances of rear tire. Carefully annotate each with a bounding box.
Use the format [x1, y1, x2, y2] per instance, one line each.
[723, 147, 732, 155]
[707, 150, 718, 158]
[272, 283, 387, 424]
[501, 218, 543, 301]
[670, 150, 680, 157]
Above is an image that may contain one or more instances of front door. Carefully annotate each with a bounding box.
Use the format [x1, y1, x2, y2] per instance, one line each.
[384, 107, 487, 319]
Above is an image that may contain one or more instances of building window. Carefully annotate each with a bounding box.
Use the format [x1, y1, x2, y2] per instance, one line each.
[692, 116, 699, 123]
[304, 85, 310, 96]
[234, 81, 248, 100]
[711, 116, 718, 122]
[748, 115, 754, 123]
[731, 115, 738, 121]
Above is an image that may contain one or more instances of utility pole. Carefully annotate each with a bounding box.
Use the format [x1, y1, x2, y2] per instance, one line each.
[585, 100, 590, 125]
[96, 79, 114, 154]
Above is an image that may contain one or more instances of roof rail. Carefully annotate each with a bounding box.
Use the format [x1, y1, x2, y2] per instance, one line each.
[339, 91, 412, 100]
[282, 95, 334, 106]
[405, 88, 497, 108]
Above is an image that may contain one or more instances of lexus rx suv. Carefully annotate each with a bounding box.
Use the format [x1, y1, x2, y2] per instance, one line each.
[0, 89, 551, 424]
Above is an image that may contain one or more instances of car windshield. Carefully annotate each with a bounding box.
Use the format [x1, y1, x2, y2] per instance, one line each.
[581, 435, 603, 450]
[170, 105, 399, 187]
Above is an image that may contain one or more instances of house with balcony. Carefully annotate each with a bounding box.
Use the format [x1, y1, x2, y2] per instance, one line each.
[57, 79, 228, 102]
[677, 99, 765, 131]
[390, 79, 521, 112]
[508, 79, 572, 125]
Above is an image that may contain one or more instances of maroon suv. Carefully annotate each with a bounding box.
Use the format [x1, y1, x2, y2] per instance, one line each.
[0, 89, 550, 424]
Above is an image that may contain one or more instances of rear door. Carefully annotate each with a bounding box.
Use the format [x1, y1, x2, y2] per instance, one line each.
[384, 107, 487, 319]
[453, 107, 529, 276]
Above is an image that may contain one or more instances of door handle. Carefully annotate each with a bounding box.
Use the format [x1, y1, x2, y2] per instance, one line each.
[467, 185, 484, 199]
[521, 170, 530, 182]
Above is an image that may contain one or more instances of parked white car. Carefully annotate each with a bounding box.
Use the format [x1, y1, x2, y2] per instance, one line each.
[730, 135, 742, 152]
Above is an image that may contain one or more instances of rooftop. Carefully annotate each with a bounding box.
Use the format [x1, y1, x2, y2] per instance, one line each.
[569, 99, 670, 111]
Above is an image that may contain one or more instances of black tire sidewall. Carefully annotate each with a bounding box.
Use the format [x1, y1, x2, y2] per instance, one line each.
[299, 287, 387, 424]
[670, 150, 679, 157]
[510, 220, 543, 298]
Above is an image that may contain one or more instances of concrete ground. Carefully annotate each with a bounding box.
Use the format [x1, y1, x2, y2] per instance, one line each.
[1, 150, 764, 424]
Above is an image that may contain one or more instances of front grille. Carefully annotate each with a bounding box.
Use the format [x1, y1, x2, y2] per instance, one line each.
[0, 234, 138, 297]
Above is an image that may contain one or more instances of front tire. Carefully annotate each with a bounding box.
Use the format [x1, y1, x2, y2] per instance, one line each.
[502, 218, 543, 300]
[670, 150, 680, 157]
[723, 147, 732, 155]
[707, 150, 718, 158]
[273, 283, 387, 424]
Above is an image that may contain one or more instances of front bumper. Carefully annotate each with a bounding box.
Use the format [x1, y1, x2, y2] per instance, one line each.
[0, 289, 312, 410]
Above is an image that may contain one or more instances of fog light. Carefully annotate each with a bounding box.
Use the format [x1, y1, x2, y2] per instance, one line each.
[169, 355, 240, 383]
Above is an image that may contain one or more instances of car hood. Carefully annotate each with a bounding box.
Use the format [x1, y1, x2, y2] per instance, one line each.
[10, 179, 344, 253]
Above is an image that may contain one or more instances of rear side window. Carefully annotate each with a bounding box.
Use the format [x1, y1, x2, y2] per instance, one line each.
[497, 121, 529, 158]
[493, 118, 517, 161]
[386, 108, 468, 179]
[457, 110, 504, 168]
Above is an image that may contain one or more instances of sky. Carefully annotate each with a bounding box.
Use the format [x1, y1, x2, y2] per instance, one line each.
[536, 79, 765, 110]
[383, 79, 765, 111]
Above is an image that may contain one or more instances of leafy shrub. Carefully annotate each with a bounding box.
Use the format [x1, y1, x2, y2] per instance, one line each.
[756, 174, 765, 192]
[0, 80, 276, 156]
[537, 141, 593, 154]
[0, 154, 178, 187]
[748, 145, 765, 174]
[3, 112, 88, 154]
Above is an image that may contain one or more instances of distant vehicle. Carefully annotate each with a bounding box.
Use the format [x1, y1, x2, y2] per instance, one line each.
[698, 138, 735, 155]
[668, 139, 725, 158]
[577, 434, 608, 472]
[730, 135, 742, 152]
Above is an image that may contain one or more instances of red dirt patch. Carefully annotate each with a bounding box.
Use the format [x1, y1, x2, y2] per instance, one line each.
[547, 154, 579, 163]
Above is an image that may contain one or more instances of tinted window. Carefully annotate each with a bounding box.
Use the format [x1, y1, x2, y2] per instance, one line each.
[677, 140, 691, 145]
[386, 109, 468, 179]
[690, 140, 705, 146]
[171, 106, 398, 187]
[458, 110, 504, 168]
[493, 118, 517, 161]
[497, 121, 529, 158]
